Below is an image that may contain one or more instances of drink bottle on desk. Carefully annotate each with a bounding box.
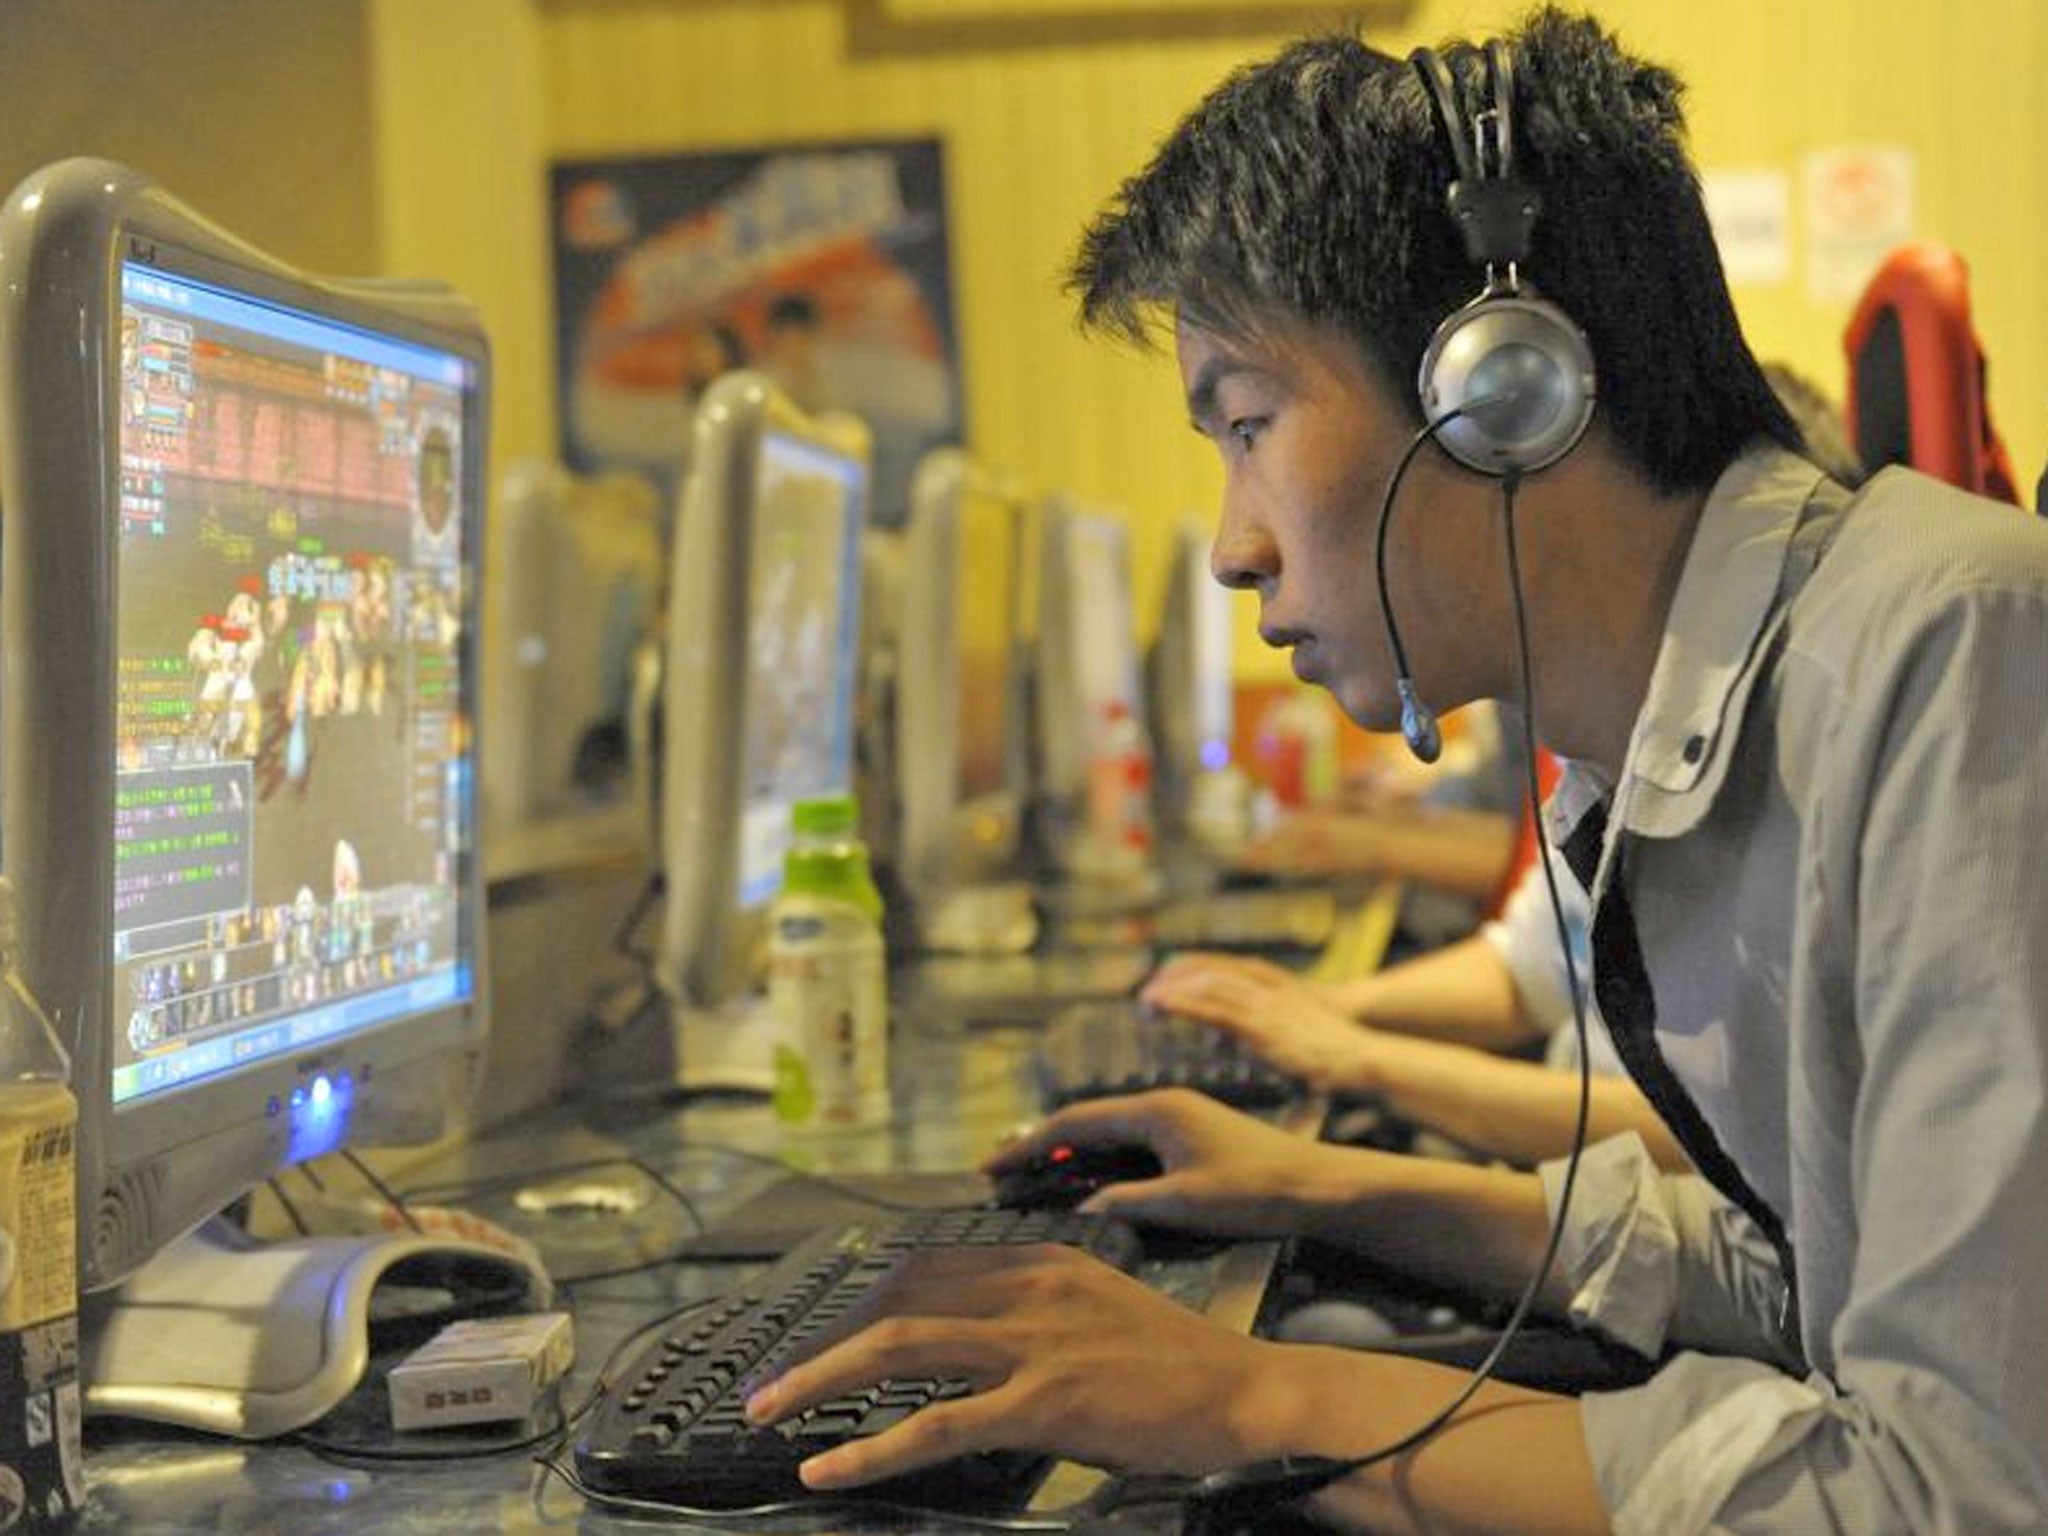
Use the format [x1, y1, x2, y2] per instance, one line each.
[1078, 700, 1154, 885]
[768, 795, 891, 1131]
[0, 877, 81, 1530]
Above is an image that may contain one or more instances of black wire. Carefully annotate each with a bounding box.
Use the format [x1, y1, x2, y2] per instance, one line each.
[266, 1177, 310, 1237]
[292, 1405, 574, 1466]
[1371, 415, 1456, 690]
[530, 1450, 1073, 1532]
[339, 1147, 427, 1235]
[667, 1138, 992, 1214]
[1170, 471, 1597, 1527]
[612, 869, 665, 971]
[398, 1153, 708, 1237]
[293, 1293, 732, 1470]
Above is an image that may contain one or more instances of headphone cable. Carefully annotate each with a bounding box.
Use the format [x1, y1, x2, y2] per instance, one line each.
[1168, 463, 1595, 1532]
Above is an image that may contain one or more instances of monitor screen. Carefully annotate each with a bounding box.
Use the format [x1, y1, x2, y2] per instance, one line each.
[110, 259, 475, 1109]
[0, 159, 492, 1291]
[735, 430, 866, 907]
[658, 372, 870, 1049]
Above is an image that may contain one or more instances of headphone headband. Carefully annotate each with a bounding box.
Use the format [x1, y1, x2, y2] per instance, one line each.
[1409, 39, 1596, 477]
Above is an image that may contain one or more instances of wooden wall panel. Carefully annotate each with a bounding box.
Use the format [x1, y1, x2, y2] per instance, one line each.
[537, 0, 2048, 677]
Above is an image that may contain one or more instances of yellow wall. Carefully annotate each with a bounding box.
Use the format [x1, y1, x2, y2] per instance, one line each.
[9, 2, 2044, 684]
[525, 0, 2048, 681]
[0, 0, 377, 274]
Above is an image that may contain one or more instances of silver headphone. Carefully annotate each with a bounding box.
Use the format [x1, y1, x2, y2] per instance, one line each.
[1412, 41, 1596, 477]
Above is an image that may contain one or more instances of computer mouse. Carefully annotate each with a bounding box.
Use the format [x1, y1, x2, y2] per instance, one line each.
[990, 1140, 1165, 1212]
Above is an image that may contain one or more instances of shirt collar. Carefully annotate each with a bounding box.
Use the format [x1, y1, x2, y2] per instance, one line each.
[1552, 444, 1825, 883]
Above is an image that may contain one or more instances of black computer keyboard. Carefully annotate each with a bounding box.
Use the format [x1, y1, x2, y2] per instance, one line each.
[575, 1206, 1143, 1512]
[1034, 1000, 1302, 1112]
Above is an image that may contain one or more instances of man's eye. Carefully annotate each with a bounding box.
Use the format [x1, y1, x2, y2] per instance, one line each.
[1229, 417, 1267, 449]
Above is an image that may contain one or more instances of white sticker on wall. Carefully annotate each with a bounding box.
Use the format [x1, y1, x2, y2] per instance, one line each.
[1703, 169, 1792, 286]
[1802, 147, 1914, 304]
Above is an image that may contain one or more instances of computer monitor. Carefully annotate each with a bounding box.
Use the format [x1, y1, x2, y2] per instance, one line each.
[485, 459, 662, 850]
[1030, 495, 1157, 893]
[657, 371, 870, 1088]
[1147, 517, 1242, 853]
[0, 159, 537, 1436]
[894, 448, 1029, 902]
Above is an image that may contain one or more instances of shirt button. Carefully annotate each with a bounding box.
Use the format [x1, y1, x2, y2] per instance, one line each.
[1681, 734, 1705, 764]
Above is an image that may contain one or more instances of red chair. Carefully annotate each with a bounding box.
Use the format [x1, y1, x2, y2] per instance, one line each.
[1843, 242, 2020, 504]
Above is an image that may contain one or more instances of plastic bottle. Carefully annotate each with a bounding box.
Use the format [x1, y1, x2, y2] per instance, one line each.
[1083, 700, 1154, 876]
[0, 877, 81, 1530]
[767, 795, 891, 1130]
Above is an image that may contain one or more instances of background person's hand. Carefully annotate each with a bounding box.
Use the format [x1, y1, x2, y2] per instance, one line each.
[1142, 951, 1384, 1095]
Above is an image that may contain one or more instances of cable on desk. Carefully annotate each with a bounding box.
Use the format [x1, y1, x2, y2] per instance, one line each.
[530, 1452, 1074, 1533]
[398, 1152, 709, 1238]
[337, 1147, 427, 1234]
[611, 868, 665, 973]
[292, 1294, 732, 1470]
[552, 1249, 710, 1292]
[264, 1177, 310, 1237]
[666, 1138, 992, 1215]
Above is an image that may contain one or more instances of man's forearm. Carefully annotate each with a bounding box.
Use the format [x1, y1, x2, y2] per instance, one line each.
[1296, 1146, 1571, 1314]
[1328, 935, 1541, 1053]
[1366, 1041, 1690, 1171]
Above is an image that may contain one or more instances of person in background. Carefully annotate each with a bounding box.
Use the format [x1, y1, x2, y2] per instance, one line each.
[746, 13, 2048, 1531]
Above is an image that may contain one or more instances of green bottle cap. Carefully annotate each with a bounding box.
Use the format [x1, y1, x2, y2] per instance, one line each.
[792, 794, 860, 839]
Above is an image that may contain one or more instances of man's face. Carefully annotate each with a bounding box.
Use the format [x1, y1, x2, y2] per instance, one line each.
[1178, 316, 1494, 732]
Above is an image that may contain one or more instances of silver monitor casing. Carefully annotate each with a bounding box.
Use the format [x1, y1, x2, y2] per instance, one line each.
[894, 446, 1028, 898]
[657, 371, 870, 1024]
[0, 158, 492, 1293]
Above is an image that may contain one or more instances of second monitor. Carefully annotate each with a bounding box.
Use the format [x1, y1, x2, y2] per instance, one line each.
[657, 371, 872, 1092]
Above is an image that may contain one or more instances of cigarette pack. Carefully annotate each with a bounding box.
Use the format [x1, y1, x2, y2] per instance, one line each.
[387, 1311, 574, 1431]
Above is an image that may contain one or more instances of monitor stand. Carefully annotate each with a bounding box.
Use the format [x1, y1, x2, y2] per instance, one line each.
[80, 1214, 549, 1439]
[672, 992, 780, 1096]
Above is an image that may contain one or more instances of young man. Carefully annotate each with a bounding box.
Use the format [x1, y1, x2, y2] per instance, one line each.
[746, 12, 2048, 1531]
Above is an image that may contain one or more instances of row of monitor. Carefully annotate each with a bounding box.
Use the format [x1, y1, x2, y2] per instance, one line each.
[0, 159, 1237, 1336]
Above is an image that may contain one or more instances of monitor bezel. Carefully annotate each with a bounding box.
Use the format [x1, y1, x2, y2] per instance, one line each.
[658, 370, 870, 1013]
[1148, 516, 1237, 830]
[0, 159, 493, 1291]
[1031, 494, 1146, 811]
[895, 446, 1028, 896]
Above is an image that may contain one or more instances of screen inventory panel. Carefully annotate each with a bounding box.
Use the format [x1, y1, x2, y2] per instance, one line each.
[109, 261, 476, 1107]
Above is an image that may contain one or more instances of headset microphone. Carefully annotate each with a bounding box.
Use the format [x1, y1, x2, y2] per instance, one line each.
[1397, 677, 1441, 764]
[1375, 402, 1501, 768]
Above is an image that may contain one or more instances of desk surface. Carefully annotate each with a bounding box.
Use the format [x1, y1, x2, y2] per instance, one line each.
[79, 988, 1322, 1536]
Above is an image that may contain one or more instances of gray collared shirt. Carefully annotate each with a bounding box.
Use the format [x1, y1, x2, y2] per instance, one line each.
[1536, 445, 2048, 1533]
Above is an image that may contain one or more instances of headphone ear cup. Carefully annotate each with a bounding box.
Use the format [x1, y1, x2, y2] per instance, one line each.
[1418, 291, 1597, 476]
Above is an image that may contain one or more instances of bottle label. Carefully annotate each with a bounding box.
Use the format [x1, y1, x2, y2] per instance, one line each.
[767, 912, 889, 1129]
[0, 1101, 81, 1528]
[0, 1122, 73, 1335]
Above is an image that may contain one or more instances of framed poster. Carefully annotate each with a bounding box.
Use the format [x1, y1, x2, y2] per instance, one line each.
[552, 138, 962, 526]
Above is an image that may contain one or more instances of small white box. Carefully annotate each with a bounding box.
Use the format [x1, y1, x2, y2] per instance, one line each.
[387, 1312, 575, 1431]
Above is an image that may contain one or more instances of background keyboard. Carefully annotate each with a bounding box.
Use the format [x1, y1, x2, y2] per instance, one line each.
[1034, 1000, 1302, 1111]
[575, 1205, 1142, 1511]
